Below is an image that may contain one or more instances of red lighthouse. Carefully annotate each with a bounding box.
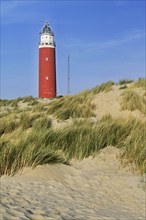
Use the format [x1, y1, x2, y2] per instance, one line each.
[39, 22, 56, 98]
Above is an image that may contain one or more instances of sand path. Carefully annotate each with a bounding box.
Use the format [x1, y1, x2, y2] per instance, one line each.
[0, 147, 145, 220]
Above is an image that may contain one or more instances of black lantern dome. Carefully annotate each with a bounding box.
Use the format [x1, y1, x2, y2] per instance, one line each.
[41, 22, 54, 36]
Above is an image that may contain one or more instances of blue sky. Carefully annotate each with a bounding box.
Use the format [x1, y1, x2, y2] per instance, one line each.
[1, 0, 145, 99]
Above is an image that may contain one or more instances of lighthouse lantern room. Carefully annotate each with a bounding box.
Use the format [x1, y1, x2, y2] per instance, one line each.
[39, 22, 56, 98]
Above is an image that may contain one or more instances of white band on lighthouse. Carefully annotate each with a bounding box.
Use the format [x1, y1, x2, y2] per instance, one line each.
[39, 22, 56, 48]
[39, 45, 55, 48]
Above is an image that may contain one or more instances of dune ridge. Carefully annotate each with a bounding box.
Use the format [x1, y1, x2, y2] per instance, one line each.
[1, 79, 146, 219]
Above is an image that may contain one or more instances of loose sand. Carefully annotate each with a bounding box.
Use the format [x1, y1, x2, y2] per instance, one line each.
[1, 146, 145, 220]
[92, 85, 145, 121]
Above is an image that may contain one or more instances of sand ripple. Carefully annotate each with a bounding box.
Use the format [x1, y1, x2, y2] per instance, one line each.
[0, 147, 145, 220]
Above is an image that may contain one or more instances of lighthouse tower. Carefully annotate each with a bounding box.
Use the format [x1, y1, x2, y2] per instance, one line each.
[39, 22, 56, 98]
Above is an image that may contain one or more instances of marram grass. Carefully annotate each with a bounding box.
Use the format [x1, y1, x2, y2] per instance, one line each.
[0, 96, 37, 107]
[47, 81, 114, 120]
[91, 81, 114, 94]
[133, 78, 146, 89]
[0, 115, 145, 175]
[120, 89, 146, 114]
[118, 79, 134, 85]
[47, 95, 95, 120]
[0, 80, 145, 175]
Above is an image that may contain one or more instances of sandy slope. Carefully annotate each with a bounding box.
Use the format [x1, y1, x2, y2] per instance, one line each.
[1, 146, 145, 220]
[92, 85, 145, 121]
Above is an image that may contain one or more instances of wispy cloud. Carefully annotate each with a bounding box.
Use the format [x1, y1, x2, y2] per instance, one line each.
[63, 29, 145, 52]
[92, 30, 145, 50]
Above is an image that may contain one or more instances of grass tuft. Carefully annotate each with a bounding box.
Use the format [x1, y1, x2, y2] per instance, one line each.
[20, 113, 41, 129]
[118, 79, 134, 85]
[47, 95, 95, 120]
[133, 78, 146, 89]
[32, 117, 52, 130]
[0, 99, 18, 107]
[91, 81, 114, 94]
[0, 115, 19, 135]
[120, 89, 146, 114]
[21, 96, 36, 103]
[47, 81, 114, 120]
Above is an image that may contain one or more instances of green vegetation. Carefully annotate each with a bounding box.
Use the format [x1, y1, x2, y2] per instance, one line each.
[91, 81, 114, 94]
[133, 78, 146, 89]
[118, 79, 134, 85]
[0, 113, 145, 175]
[0, 80, 145, 175]
[0, 99, 18, 107]
[120, 89, 146, 114]
[0, 115, 19, 135]
[0, 96, 38, 108]
[21, 96, 36, 102]
[120, 119, 146, 173]
[0, 140, 67, 176]
[0, 112, 65, 175]
[47, 81, 114, 120]
[33, 117, 52, 130]
[20, 113, 41, 129]
[47, 93, 95, 120]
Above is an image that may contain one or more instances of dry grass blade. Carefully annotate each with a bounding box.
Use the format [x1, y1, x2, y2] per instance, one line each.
[120, 89, 146, 114]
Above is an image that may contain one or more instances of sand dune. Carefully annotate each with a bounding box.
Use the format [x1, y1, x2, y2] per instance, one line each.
[1, 146, 145, 220]
[92, 85, 145, 120]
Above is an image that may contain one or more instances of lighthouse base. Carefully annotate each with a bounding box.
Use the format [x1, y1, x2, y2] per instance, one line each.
[39, 92, 56, 99]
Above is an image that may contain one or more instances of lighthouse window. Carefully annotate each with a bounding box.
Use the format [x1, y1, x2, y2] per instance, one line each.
[45, 57, 48, 61]
[46, 76, 49, 80]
